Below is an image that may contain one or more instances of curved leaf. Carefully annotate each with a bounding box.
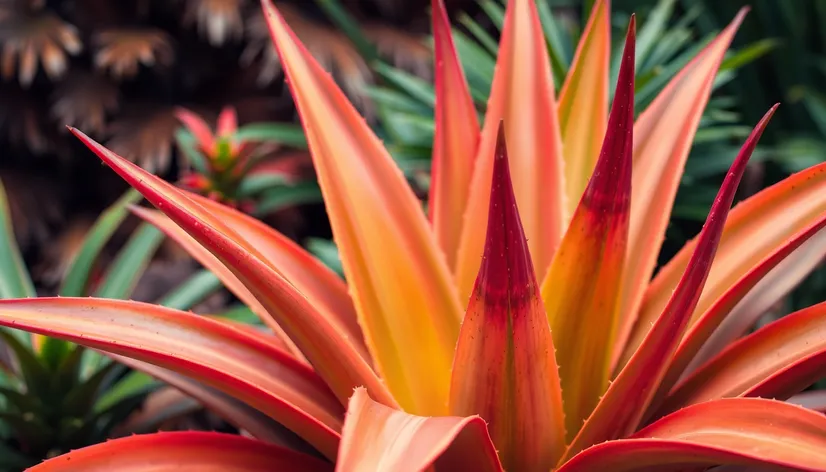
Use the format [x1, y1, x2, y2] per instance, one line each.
[614, 9, 748, 365]
[658, 301, 826, 416]
[455, 0, 566, 302]
[70, 127, 394, 413]
[542, 18, 634, 435]
[109, 353, 307, 448]
[428, 0, 480, 269]
[28, 431, 332, 471]
[561, 106, 774, 462]
[623, 159, 826, 370]
[336, 388, 502, 472]
[262, 0, 459, 415]
[559, 398, 826, 471]
[0, 298, 343, 460]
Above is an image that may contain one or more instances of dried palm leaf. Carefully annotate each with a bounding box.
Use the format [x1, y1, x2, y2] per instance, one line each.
[50, 70, 119, 135]
[0, 168, 64, 253]
[363, 23, 431, 79]
[105, 105, 182, 172]
[0, 8, 82, 86]
[183, 0, 246, 46]
[242, 3, 373, 115]
[0, 84, 50, 153]
[93, 28, 174, 79]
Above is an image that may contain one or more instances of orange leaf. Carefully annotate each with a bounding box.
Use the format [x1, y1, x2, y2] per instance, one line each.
[557, 0, 610, 213]
[690, 227, 826, 372]
[109, 353, 305, 447]
[262, 0, 462, 415]
[613, 9, 749, 366]
[176, 107, 216, 152]
[561, 106, 774, 462]
[71, 127, 395, 413]
[428, 0, 480, 270]
[454, 0, 566, 302]
[448, 124, 565, 470]
[28, 431, 332, 471]
[643, 216, 826, 415]
[217, 105, 238, 137]
[657, 301, 826, 417]
[559, 398, 826, 471]
[541, 18, 634, 436]
[132, 206, 303, 358]
[0, 298, 343, 460]
[621, 158, 826, 370]
[336, 388, 502, 472]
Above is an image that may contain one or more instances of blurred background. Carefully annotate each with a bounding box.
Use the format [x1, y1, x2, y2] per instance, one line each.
[0, 0, 823, 466]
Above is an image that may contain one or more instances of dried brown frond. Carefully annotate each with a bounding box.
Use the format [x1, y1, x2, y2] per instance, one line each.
[0, 168, 65, 253]
[50, 70, 119, 135]
[0, 8, 82, 86]
[33, 216, 94, 288]
[362, 23, 431, 79]
[93, 28, 174, 79]
[242, 3, 374, 116]
[0, 85, 50, 153]
[105, 105, 181, 172]
[183, 0, 246, 46]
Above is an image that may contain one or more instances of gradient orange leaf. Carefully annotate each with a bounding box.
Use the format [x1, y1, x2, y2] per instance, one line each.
[657, 301, 826, 417]
[557, 0, 610, 213]
[454, 0, 566, 302]
[70, 127, 395, 413]
[134, 193, 369, 363]
[109, 353, 307, 447]
[690, 227, 826, 372]
[131, 206, 303, 357]
[643, 216, 826, 414]
[449, 124, 565, 470]
[428, 0, 480, 270]
[614, 9, 749, 365]
[28, 431, 332, 471]
[542, 17, 634, 437]
[621, 159, 826, 369]
[262, 0, 461, 415]
[217, 106, 237, 137]
[561, 106, 775, 462]
[0, 298, 343, 460]
[559, 398, 826, 472]
[336, 388, 502, 472]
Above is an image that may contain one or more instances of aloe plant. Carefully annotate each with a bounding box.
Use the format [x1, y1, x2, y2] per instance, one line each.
[7, 0, 826, 470]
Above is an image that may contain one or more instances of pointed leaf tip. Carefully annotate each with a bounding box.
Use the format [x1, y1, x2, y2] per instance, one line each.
[480, 122, 536, 307]
[449, 121, 567, 470]
[541, 17, 634, 437]
[562, 105, 777, 461]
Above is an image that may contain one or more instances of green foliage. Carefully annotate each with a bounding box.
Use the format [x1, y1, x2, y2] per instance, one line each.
[0, 182, 234, 469]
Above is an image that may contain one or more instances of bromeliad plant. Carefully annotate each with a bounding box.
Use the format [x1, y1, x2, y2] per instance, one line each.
[8, 0, 826, 470]
[175, 105, 322, 216]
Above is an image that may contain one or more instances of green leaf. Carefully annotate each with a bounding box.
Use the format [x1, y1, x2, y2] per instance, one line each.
[94, 223, 165, 300]
[478, 0, 505, 30]
[236, 172, 290, 198]
[373, 62, 436, 108]
[94, 370, 159, 415]
[636, 0, 678, 70]
[212, 305, 262, 325]
[0, 178, 35, 301]
[233, 123, 308, 149]
[254, 182, 323, 216]
[720, 38, 780, 71]
[174, 129, 208, 174]
[63, 361, 120, 417]
[0, 332, 47, 397]
[458, 12, 499, 55]
[450, 30, 495, 103]
[158, 269, 223, 311]
[306, 238, 343, 277]
[537, 0, 572, 83]
[59, 189, 143, 297]
[312, 0, 378, 61]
